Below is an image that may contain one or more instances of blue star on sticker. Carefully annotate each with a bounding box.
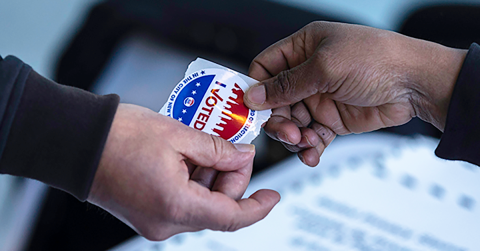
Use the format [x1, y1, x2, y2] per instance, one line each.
[182, 109, 187, 114]
[196, 82, 201, 87]
[201, 70, 205, 75]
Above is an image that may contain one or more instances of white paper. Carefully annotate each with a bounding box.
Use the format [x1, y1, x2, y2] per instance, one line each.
[113, 133, 480, 251]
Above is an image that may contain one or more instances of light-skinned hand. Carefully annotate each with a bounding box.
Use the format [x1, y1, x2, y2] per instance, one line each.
[244, 21, 467, 167]
[87, 104, 280, 241]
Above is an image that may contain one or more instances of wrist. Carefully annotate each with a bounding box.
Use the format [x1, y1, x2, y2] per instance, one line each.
[87, 104, 125, 205]
[407, 41, 467, 131]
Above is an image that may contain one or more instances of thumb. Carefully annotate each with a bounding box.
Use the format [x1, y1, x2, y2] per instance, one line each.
[180, 131, 255, 172]
[244, 59, 323, 110]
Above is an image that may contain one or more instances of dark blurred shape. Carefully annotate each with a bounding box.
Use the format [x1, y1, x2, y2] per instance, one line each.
[383, 4, 480, 139]
[400, 5, 480, 49]
[55, 0, 350, 92]
[29, 1, 349, 250]
[27, 189, 136, 251]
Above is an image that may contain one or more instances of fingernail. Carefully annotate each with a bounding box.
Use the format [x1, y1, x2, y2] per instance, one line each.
[234, 144, 255, 152]
[303, 135, 314, 147]
[298, 153, 307, 165]
[278, 132, 293, 145]
[247, 84, 266, 105]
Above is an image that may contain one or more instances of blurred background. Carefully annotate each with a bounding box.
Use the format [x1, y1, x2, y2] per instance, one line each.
[1, 0, 480, 250]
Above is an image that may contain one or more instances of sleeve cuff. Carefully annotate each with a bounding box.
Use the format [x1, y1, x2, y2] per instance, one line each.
[435, 43, 480, 166]
[0, 64, 119, 201]
[0, 56, 31, 162]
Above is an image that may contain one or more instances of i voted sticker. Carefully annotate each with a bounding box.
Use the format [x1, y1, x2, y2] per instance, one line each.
[163, 68, 258, 143]
[160, 58, 271, 144]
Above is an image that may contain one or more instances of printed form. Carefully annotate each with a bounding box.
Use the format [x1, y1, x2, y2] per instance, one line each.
[114, 133, 480, 251]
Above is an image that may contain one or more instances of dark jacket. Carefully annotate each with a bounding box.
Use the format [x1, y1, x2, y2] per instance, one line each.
[0, 56, 119, 201]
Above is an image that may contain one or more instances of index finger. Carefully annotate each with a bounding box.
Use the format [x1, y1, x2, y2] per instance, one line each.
[248, 22, 326, 81]
[248, 36, 304, 81]
[248, 39, 289, 81]
[172, 122, 255, 172]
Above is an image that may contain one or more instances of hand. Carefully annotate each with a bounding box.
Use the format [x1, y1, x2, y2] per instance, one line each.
[87, 104, 280, 241]
[244, 21, 467, 167]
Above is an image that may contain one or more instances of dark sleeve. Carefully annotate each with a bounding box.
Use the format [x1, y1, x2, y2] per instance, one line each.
[435, 43, 480, 166]
[0, 55, 120, 201]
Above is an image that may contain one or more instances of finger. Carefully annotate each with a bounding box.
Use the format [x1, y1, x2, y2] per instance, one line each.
[177, 127, 255, 172]
[246, 27, 320, 110]
[264, 106, 301, 145]
[298, 147, 320, 167]
[245, 58, 324, 111]
[282, 143, 303, 154]
[264, 117, 301, 146]
[304, 96, 352, 135]
[310, 122, 336, 150]
[191, 166, 218, 189]
[248, 23, 322, 81]
[291, 102, 312, 127]
[248, 39, 289, 81]
[297, 122, 336, 167]
[272, 105, 292, 120]
[185, 160, 196, 176]
[296, 127, 320, 149]
[246, 22, 336, 111]
[282, 127, 321, 153]
[282, 127, 320, 153]
[212, 158, 253, 200]
[297, 122, 336, 166]
[189, 189, 280, 231]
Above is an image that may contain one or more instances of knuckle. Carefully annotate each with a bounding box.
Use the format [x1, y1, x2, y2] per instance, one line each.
[307, 21, 333, 39]
[311, 123, 336, 146]
[308, 20, 326, 30]
[313, 48, 332, 70]
[313, 52, 336, 93]
[209, 134, 225, 163]
[291, 102, 312, 126]
[219, 218, 241, 232]
[273, 70, 297, 98]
